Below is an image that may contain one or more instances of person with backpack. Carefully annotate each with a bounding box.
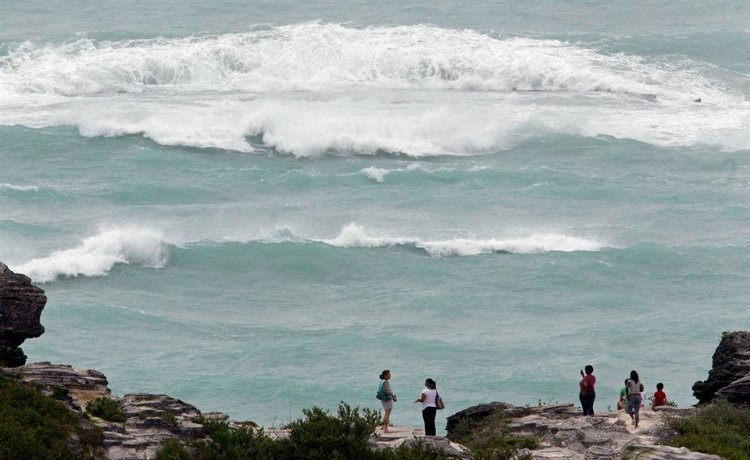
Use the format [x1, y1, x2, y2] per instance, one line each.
[626, 370, 645, 427]
[376, 369, 397, 432]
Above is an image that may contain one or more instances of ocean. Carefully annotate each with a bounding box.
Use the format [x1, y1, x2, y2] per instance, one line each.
[1, 0, 749, 431]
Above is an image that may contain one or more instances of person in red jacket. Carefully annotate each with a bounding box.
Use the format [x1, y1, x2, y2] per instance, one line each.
[652, 382, 667, 408]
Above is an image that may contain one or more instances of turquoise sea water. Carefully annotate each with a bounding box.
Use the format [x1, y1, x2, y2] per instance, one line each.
[2, 1, 750, 430]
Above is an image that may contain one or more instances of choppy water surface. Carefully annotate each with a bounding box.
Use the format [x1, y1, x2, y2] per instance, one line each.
[1, 0, 749, 429]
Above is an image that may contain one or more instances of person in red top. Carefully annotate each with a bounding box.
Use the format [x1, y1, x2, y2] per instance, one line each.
[579, 364, 596, 416]
[652, 382, 667, 408]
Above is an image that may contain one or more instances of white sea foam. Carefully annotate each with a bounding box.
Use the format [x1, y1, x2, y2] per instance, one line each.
[1, 23, 747, 153]
[16, 227, 169, 283]
[0, 23, 731, 99]
[321, 222, 605, 256]
[360, 163, 488, 182]
[360, 166, 390, 182]
[0, 183, 40, 191]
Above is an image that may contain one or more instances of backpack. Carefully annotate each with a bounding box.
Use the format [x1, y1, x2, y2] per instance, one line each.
[376, 381, 391, 401]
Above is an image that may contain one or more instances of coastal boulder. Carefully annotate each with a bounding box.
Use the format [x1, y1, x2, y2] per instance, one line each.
[0, 262, 46, 367]
[714, 374, 750, 404]
[445, 401, 513, 435]
[692, 331, 750, 404]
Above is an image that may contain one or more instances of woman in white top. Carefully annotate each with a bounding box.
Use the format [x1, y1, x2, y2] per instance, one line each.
[626, 370, 645, 428]
[415, 378, 438, 435]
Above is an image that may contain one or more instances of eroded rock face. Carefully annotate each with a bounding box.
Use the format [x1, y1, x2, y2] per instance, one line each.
[445, 401, 513, 434]
[367, 426, 470, 458]
[0, 262, 46, 367]
[9, 363, 215, 460]
[620, 444, 722, 460]
[714, 374, 750, 404]
[7, 361, 111, 412]
[102, 394, 207, 460]
[692, 331, 750, 404]
[446, 402, 715, 460]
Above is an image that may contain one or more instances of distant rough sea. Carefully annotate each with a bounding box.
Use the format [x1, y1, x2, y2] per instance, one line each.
[1, 0, 749, 430]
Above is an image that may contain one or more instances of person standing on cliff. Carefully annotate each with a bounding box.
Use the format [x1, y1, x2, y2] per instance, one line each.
[626, 370, 645, 427]
[415, 378, 438, 436]
[579, 365, 596, 416]
[376, 369, 397, 432]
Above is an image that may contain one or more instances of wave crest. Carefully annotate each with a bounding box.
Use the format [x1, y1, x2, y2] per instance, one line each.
[321, 222, 605, 256]
[16, 227, 169, 283]
[0, 23, 728, 99]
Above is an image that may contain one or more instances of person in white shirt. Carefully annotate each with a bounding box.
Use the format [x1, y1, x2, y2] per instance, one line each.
[415, 378, 438, 435]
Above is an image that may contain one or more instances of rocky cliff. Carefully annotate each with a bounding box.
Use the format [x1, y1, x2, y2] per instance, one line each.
[0, 262, 46, 366]
[692, 330, 750, 404]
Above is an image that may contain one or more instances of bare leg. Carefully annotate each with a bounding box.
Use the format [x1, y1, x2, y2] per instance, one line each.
[381, 408, 392, 432]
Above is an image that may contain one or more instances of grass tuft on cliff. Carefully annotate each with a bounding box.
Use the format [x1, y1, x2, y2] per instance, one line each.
[0, 374, 102, 459]
[661, 399, 750, 460]
[86, 397, 126, 422]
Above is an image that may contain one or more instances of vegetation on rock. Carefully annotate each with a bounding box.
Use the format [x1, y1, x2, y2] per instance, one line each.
[447, 408, 538, 460]
[85, 397, 126, 422]
[156, 402, 453, 460]
[661, 399, 750, 460]
[0, 374, 102, 460]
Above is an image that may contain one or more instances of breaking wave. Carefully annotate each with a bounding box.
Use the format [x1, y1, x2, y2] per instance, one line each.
[320, 222, 606, 256]
[16, 227, 169, 283]
[1, 23, 747, 154]
[0, 22, 723, 97]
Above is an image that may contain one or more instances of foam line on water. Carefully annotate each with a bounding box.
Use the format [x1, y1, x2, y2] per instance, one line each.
[0, 183, 40, 192]
[319, 222, 605, 256]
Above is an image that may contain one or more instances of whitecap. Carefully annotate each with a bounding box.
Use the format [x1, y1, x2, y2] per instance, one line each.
[15, 226, 169, 283]
[0, 183, 40, 192]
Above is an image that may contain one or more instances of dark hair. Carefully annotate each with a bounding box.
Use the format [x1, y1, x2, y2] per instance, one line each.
[657, 382, 664, 390]
[630, 370, 639, 382]
[425, 378, 436, 389]
[624, 379, 629, 385]
[379, 370, 390, 380]
[584, 365, 594, 375]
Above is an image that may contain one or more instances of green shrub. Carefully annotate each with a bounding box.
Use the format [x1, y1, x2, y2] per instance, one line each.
[155, 438, 191, 460]
[197, 419, 279, 460]
[189, 402, 450, 460]
[0, 374, 102, 459]
[661, 399, 750, 460]
[284, 402, 381, 460]
[86, 397, 126, 422]
[161, 410, 177, 425]
[52, 387, 69, 401]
